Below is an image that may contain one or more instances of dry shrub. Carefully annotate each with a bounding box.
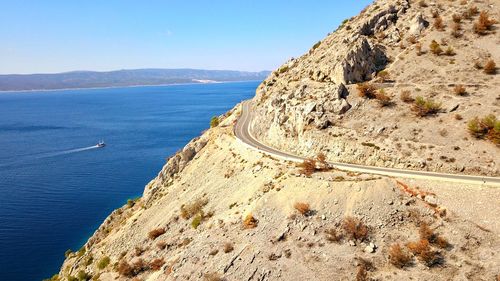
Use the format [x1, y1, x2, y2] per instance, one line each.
[118, 259, 149, 277]
[484, 59, 497, 74]
[316, 152, 328, 170]
[375, 89, 393, 107]
[436, 236, 450, 249]
[412, 96, 442, 117]
[294, 202, 311, 216]
[243, 214, 258, 229]
[150, 258, 165, 271]
[356, 266, 368, 281]
[452, 14, 462, 23]
[148, 228, 166, 240]
[468, 114, 500, 145]
[407, 35, 418, 44]
[400, 90, 414, 103]
[325, 228, 342, 242]
[444, 46, 455, 56]
[180, 198, 208, 219]
[389, 243, 412, 268]
[453, 85, 467, 96]
[474, 11, 497, 35]
[299, 158, 316, 176]
[343, 217, 369, 241]
[377, 70, 390, 82]
[418, 0, 428, 7]
[223, 242, 234, 253]
[357, 83, 377, 99]
[451, 22, 462, 38]
[429, 40, 443, 55]
[406, 239, 441, 266]
[455, 114, 463, 120]
[415, 43, 423, 56]
[434, 16, 445, 30]
[419, 223, 436, 242]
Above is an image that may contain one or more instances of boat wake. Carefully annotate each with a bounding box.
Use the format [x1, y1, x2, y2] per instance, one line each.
[0, 145, 101, 169]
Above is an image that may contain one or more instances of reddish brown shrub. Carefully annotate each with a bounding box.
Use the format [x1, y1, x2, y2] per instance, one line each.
[474, 11, 496, 35]
[148, 228, 166, 240]
[356, 265, 368, 281]
[407, 239, 442, 267]
[150, 258, 165, 271]
[452, 14, 462, 23]
[299, 158, 316, 176]
[316, 152, 328, 170]
[223, 242, 234, 253]
[451, 22, 462, 38]
[357, 83, 377, 99]
[484, 59, 497, 74]
[294, 202, 311, 216]
[453, 85, 467, 96]
[343, 217, 369, 241]
[400, 90, 414, 103]
[434, 16, 445, 30]
[117, 260, 134, 277]
[389, 243, 412, 268]
[243, 214, 258, 229]
[375, 89, 393, 107]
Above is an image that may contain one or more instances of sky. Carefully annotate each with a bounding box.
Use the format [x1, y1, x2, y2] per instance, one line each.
[0, 0, 373, 74]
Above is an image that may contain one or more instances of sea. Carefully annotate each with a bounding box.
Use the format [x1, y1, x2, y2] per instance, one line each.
[0, 81, 259, 281]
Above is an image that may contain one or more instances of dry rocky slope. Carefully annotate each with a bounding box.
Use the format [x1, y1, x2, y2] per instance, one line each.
[54, 0, 500, 281]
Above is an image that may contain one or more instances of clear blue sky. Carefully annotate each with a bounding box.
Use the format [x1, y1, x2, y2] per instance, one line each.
[0, 0, 372, 74]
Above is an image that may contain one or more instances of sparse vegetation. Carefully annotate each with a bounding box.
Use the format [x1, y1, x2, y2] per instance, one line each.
[429, 40, 443, 55]
[357, 83, 377, 99]
[325, 228, 342, 242]
[298, 158, 316, 176]
[412, 96, 442, 117]
[377, 70, 390, 82]
[444, 46, 455, 56]
[180, 198, 209, 219]
[210, 116, 220, 128]
[468, 114, 500, 145]
[316, 152, 328, 170]
[97, 256, 110, 270]
[375, 89, 393, 107]
[453, 85, 467, 96]
[223, 242, 234, 253]
[150, 258, 165, 271]
[400, 90, 414, 103]
[474, 11, 497, 35]
[389, 243, 412, 268]
[343, 217, 369, 241]
[204, 272, 224, 281]
[294, 202, 311, 216]
[243, 214, 258, 229]
[451, 22, 462, 38]
[117, 259, 149, 277]
[407, 239, 442, 267]
[433, 16, 444, 30]
[148, 228, 166, 240]
[418, 0, 428, 7]
[484, 59, 497, 74]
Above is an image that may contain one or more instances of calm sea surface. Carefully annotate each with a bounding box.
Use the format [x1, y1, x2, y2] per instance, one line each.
[0, 81, 258, 281]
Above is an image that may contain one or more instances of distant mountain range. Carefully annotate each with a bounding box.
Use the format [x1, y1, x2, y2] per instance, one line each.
[0, 69, 271, 91]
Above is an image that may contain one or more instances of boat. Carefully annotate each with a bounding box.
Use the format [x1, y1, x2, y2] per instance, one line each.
[96, 141, 106, 148]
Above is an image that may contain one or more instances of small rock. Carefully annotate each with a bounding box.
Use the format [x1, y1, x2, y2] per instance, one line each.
[348, 240, 356, 246]
[321, 215, 326, 220]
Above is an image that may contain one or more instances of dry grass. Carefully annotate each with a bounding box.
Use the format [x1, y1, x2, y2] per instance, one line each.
[180, 198, 208, 219]
[149, 258, 165, 271]
[452, 14, 462, 23]
[375, 89, 393, 107]
[412, 96, 442, 117]
[468, 114, 500, 145]
[444, 46, 455, 56]
[356, 266, 368, 281]
[400, 90, 414, 103]
[294, 202, 311, 216]
[298, 158, 316, 176]
[430, 40, 443, 55]
[223, 242, 234, 253]
[148, 228, 166, 240]
[377, 70, 390, 82]
[117, 259, 149, 277]
[243, 214, 258, 229]
[484, 59, 497, 74]
[204, 272, 224, 281]
[451, 22, 462, 38]
[415, 43, 423, 56]
[474, 11, 497, 35]
[325, 228, 342, 242]
[343, 217, 369, 241]
[389, 243, 412, 268]
[357, 83, 377, 99]
[316, 152, 328, 170]
[434, 16, 445, 30]
[453, 85, 467, 96]
[407, 239, 441, 267]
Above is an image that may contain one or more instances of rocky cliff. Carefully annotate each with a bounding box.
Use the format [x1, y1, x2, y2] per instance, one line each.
[52, 0, 500, 280]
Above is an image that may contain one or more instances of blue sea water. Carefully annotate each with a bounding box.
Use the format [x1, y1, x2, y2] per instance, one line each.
[0, 81, 258, 281]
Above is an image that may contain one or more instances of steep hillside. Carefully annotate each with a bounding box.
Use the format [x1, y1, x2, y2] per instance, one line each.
[52, 0, 500, 281]
[252, 0, 499, 176]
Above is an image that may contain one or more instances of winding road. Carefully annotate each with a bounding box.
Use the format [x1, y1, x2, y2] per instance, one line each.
[235, 101, 500, 187]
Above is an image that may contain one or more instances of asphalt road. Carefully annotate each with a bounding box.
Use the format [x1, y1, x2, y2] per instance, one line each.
[235, 101, 500, 187]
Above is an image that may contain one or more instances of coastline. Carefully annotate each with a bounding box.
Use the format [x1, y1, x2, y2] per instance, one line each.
[0, 79, 264, 94]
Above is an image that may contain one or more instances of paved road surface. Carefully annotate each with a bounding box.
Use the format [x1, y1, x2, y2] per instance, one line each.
[234, 101, 500, 187]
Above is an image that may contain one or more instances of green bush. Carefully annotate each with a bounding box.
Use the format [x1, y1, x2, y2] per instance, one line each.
[64, 249, 73, 258]
[42, 274, 60, 281]
[76, 270, 91, 281]
[468, 114, 500, 145]
[97, 256, 111, 270]
[210, 116, 220, 128]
